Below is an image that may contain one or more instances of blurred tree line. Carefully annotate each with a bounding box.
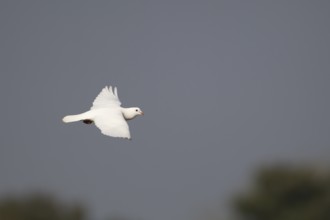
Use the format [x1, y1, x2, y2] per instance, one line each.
[0, 165, 329, 220]
[0, 194, 85, 220]
[0, 193, 131, 220]
[233, 165, 330, 220]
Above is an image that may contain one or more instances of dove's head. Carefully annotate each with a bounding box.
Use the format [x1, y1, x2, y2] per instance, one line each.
[122, 107, 144, 120]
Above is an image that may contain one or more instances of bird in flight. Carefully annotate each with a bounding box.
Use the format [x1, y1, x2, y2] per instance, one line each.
[62, 85, 143, 139]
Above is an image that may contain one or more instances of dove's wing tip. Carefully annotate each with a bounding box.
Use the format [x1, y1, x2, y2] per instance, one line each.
[104, 85, 119, 97]
[104, 85, 117, 93]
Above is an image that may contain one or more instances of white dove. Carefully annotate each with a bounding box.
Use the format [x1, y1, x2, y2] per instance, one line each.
[62, 85, 143, 139]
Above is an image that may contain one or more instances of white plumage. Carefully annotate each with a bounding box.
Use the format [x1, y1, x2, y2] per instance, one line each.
[63, 86, 143, 139]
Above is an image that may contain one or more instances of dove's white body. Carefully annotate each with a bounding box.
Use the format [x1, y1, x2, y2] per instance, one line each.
[62, 86, 143, 139]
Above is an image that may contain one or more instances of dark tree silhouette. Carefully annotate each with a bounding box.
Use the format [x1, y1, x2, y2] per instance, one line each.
[0, 194, 85, 220]
[234, 165, 330, 220]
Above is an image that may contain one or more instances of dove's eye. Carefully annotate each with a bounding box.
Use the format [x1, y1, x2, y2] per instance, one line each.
[136, 109, 138, 112]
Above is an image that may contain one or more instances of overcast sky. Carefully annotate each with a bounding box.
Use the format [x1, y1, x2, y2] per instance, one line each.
[1, 1, 330, 220]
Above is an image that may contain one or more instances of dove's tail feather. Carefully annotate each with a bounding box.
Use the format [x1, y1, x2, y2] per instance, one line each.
[62, 115, 83, 123]
[62, 111, 94, 123]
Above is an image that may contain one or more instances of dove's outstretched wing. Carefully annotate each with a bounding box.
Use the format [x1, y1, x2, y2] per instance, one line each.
[91, 86, 121, 109]
[93, 109, 131, 139]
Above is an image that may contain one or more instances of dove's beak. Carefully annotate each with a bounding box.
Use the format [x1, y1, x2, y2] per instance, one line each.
[140, 111, 144, 115]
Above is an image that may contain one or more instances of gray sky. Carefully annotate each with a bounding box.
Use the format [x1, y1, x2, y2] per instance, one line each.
[1, 1, 330, 220]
